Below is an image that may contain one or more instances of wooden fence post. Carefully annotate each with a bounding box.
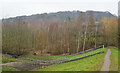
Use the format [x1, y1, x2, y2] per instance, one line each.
[103, 45, 104, 53]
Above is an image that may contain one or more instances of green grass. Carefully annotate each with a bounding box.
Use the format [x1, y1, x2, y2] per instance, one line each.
[22, 55, 68, 60]
[2, 66, 19, 71]
[118, 49, 120, 73]
[23, 48, 103, 61]
[69, 48, 103, 60]
[2, 57, 19, 63]
[34, 48, 107, 71]
[109, 47, 118, 71]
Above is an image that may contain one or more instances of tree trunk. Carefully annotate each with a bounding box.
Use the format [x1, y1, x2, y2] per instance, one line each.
[68, 43, 70, 54]
[83, 22, 88, 52]
[77, 39, 79, 53]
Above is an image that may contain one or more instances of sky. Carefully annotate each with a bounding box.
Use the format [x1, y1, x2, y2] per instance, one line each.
[0, 0, 119, 19]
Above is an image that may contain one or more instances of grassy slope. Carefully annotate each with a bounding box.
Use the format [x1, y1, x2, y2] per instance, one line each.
[34, 48, 107, 71]
[2, 48, 103, 62]
[22, 48, 103, 61]
[109, 47, 118, 71]
[118, 49, 120, 73]
[69, 48, 103, 60]
[22, 55, 67, 60]
[2, 57, 20, 63]
[2, 47, 118, 71]
[1, 47, 108, 71]
[2, 66, 19, 71]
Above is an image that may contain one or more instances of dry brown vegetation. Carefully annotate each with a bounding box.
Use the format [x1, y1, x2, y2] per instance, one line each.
[2, 12, 118, 56]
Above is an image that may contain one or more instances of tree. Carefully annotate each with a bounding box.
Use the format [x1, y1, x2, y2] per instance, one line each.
[100, 17, 118, 46]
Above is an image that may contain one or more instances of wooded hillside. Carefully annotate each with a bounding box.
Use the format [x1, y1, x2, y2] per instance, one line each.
[2, 11, 118, 56]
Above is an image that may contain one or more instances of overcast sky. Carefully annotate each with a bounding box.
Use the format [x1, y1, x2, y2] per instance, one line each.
[0, 0, 119, 19]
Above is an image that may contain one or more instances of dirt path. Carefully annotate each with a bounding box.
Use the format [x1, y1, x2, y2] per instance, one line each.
[1, 61, 46, 71]
[1, 62, 42, 71]
[101, 49, 111, 71]
[0, 60, 50, 71]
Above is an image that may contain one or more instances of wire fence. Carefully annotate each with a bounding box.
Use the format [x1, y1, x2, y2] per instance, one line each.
[52, 45, 103, 60]
[49, 45, 104, 64]
[24, 45, 104, 68]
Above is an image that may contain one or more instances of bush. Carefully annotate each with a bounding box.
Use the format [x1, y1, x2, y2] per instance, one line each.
[33, 52, 37, 55]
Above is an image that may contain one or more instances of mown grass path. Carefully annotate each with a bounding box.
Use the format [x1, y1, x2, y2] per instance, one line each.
[101, 49, 111, 71]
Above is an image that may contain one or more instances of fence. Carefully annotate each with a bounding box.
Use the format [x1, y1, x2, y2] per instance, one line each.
[25, 45, 105, 68]
[50, 45, 104, 64]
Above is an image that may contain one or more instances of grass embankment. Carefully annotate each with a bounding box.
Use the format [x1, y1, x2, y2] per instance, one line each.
[109, 47, 118, 71]
[34, 48, 107, 71]
[2, 47, 107, 71]
[23, 48, 103, 61]
[2, 66, 19, 71]
[69, 48, 103, 60]
[22, 55, 67, 60]
[2, 54, 67, 63]
[2, 57, 19, 63]
[2, 57, 20, 71]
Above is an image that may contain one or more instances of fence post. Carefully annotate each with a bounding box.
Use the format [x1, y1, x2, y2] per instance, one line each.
[103, 45, 104, 53]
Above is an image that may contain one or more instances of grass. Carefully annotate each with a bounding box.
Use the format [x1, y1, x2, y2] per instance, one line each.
[1, 47, 118, 71]
[109, 47, 118, 71]
[2, 57, 19, 63]
[2, 66, 19, 71]
[1, 47, 109, 71]
[118, 49, 120, 73]
[2, 55, 68, 64]
[23, 48, 103, 61]
[22, 55, 68, 60]
[69, 48, 103, 60]
[34, 48, 107, 71]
